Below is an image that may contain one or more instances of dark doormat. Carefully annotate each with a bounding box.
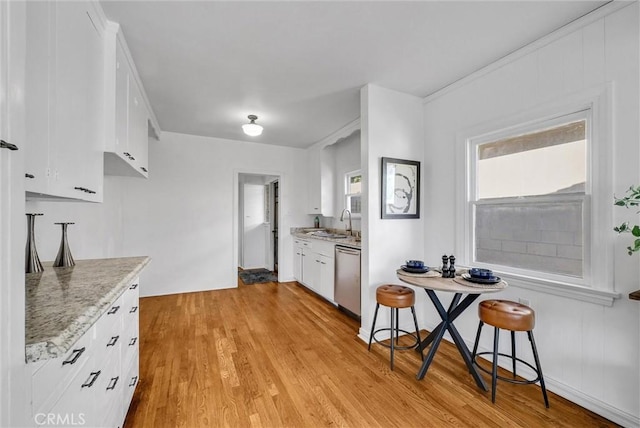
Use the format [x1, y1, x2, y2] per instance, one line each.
[239, 268, 278, 284]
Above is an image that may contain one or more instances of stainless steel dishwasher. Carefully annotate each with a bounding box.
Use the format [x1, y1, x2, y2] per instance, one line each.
[334, 246, 361, 318]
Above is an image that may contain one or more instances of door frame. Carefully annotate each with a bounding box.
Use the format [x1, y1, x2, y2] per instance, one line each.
[232, 169, 284, 286]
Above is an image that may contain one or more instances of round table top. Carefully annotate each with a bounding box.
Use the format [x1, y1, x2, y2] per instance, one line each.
[396, 269, 507, 294]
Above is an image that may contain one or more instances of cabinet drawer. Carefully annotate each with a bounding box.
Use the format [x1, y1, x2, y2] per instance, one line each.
[122, 280, 139, 332]
[92, 350, 122, 426]
[47, 357, 100, 428]
[93, 294, 124, 342]
[31, 326, 94, 414]
[123, 352, 139, 419]
[122, 322, 139, 370]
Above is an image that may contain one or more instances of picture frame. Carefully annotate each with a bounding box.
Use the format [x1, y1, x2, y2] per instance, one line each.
[381, 157, 420, 219]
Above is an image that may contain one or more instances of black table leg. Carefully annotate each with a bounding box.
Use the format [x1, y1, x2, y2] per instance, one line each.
[415, 290, 488, 391]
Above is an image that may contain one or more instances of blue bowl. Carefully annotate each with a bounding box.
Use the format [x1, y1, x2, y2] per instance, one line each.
[469, 268, 493, 279]
[406, 260, 424, 269]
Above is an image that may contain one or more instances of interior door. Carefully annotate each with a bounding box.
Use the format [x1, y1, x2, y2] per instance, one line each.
[242, 183, 267, 269]
[272, 180, 279, 272]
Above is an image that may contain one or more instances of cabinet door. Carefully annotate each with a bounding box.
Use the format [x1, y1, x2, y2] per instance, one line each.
[51, 1, 89, 198]
[28, 1, 103, 201]
[293, 243, 303, 281]
[24, 1, 52, 194]
[114, 42, 129, 159]
[319, 254, 335, 302]
[80, 7, 104, 201]
[301, 249, 319, 291]
[128, 79, 148, 175]
[306, 147, 322, 214]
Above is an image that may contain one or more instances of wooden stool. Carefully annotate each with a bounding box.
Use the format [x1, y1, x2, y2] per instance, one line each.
[471, 300, 549, 408]
[368, 285, 423, 370]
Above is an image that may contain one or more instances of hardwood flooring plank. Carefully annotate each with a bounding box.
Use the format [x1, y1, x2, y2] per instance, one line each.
[124, 280, 617, 428]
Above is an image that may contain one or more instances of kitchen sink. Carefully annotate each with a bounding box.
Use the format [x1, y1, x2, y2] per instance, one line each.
[309, 231, 349, 239]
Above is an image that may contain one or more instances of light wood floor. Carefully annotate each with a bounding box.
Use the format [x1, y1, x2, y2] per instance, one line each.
[124, 279, 616, 428]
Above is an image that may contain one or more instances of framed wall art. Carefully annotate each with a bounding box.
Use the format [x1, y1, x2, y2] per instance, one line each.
[381, 157, 420, 219]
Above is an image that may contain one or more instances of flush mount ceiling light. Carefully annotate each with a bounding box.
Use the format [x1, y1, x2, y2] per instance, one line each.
[242, 114, 263, 137]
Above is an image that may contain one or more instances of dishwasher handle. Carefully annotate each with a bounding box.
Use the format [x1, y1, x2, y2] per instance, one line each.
[336, 247, 360, 256]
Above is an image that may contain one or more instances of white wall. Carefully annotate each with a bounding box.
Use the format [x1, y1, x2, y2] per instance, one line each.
[27, 132, 308, 297]
[422, 3, 639, 426]
[360, 84, 426, 340]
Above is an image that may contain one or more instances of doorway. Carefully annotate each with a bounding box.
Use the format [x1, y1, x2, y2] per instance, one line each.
[236, 172, 280, 285]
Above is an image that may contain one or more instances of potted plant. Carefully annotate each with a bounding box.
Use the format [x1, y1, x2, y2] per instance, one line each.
[613, 185, 640, 255]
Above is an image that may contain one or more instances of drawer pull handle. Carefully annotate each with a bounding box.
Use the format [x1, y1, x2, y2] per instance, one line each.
[129, 376, 138, 387]
[129, 306, 138, 313]
[81, 371, 101, 388]
[107, 336, 119, 347]
[62, 347, 86, 365]
[74, 186, 87, 192]
[129, 283, 138, 290]
[129, 337, 137, 346]
[123, 152, 131, 157]
[107, 305, 120, 315]
[0, 139, 18, 151]
[25, 173, 35, 179]
[140, 167, 147, 172]
[106, 376, 119, 391]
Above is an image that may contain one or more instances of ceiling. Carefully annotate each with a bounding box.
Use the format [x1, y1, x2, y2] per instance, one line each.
[100, 1, 608, 148]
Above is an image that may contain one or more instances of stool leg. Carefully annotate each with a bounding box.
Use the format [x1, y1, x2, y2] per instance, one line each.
[491, 327, 500, 403]
[389, 307, 395, 370]
[410, 305, 423, 361]
[395, 308, 400, 345]
[511, 330, 516, 379]
[528, 331, 549, 408]
[368, 303, 380, 351]
[472, 321, 484, 360]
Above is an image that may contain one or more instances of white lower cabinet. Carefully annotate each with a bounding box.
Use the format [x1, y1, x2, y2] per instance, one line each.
[30, 278, 140, 427]
[293, 238, 336, 303]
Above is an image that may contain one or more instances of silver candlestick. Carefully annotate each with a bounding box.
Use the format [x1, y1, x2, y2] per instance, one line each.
[25, 213, 44, 273]
[53, 222, 75, 268]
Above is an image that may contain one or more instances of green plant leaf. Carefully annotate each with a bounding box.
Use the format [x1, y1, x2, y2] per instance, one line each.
[633, 225, 640, 237]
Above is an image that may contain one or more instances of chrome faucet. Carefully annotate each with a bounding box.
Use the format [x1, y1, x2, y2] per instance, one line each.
[340, 209, 352, 236]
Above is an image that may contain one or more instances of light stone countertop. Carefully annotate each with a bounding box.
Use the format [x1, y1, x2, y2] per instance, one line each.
[25, 256, 150, 363]
[292, 231, 361, 249]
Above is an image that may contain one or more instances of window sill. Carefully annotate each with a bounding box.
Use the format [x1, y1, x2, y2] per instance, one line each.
[498, 271, 620, 306]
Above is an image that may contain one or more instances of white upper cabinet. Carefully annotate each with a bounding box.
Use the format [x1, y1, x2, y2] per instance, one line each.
[306, 145, 334, 216]
[24, 1, 104, 202]
[104, 28, 152, 178]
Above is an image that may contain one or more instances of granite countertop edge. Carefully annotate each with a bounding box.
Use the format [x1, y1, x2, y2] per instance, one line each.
[292, 230, 361, 249]
[26, 256, 151, 364]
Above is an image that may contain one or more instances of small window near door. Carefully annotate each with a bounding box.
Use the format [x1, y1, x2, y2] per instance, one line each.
[345, 170, 362, 216]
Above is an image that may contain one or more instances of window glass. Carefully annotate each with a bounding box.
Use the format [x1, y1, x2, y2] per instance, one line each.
[477, 120, 586, 199]
[471, 112, 589, 280]
[345, 171, 362, 215]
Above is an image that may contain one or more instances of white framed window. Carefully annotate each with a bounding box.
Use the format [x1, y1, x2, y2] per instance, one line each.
[458, 87, 617, 305]
[345, 170, 362, 216]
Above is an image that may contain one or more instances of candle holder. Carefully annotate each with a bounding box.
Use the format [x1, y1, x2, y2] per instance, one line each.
[25, 213, 44, 273]
[53, 222, 75, 268]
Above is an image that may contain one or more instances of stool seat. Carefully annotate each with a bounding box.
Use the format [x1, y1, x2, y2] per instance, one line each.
[478, 299, 534, 331]
[376, 284, 415, 308]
